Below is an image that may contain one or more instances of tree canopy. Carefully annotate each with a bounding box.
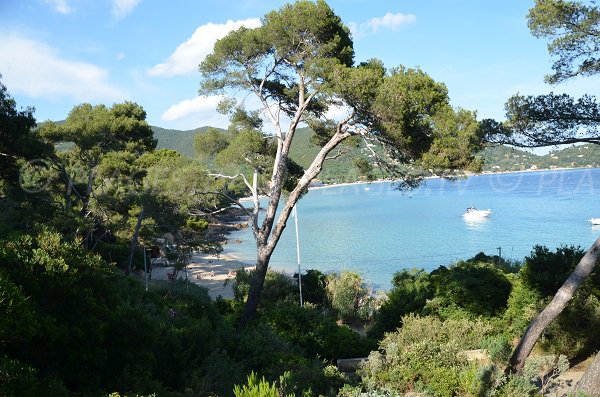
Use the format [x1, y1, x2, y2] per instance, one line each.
[199, 0, 484, 325]
[482, 0, 600, 148]
[528, 0, 600, 84]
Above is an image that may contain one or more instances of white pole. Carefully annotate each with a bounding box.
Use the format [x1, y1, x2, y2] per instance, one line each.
[294, 205, 303, 306]
[143, 245, 148, 291]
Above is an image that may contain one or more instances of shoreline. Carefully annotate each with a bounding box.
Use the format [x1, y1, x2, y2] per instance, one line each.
[307, 166, 597, 192]
[187, 165, 600, 298]
[150, 250, 256, 299]
[240, 166, 598, 200]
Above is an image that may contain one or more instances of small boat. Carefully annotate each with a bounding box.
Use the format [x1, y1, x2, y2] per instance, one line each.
[589, 218, 600, 225]
[463, 207, 492, 219]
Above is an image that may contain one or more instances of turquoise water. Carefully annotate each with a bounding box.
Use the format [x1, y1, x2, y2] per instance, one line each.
[226, 168, 600, 290]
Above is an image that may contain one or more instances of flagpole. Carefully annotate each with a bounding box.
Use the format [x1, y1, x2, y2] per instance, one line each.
[293, 205, 303, 306]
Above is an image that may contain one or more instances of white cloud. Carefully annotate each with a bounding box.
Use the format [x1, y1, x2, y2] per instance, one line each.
[148, 18, 261, 77]
[367, 12, 416, 32]
[350, 12, 416, 38]
[161, 95, 228, 127]
[325, 103, 351, 121]
[111, 0, 141, 21]
[0, 33, 125, 101]
[45, 0, 73, 14]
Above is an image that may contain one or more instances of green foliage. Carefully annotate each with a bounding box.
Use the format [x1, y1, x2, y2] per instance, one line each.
[195, 127, 231, 161]
[501, 278, 543, 339]
[0, 77, 51, 185]
[262, 302, 376, 362]
[0, 356, 40, 397]
[361, 315, 496, 396]
[426, 260, 512, 318]
[521, 244, 585, 297]
[233, 372, 293, 397]
[326, 271, 374, 323]
[0, 228, 231, 395]
[498, 354, 570, 397]
[528, 0, 600, 83]
[368, 268, 432, 339]
[301, 269, 328, 306]
[233, 269, 298, 306]
[353, 158, 375, 181]
[542, 288, 600, 360]
[185, 216, 209, 232]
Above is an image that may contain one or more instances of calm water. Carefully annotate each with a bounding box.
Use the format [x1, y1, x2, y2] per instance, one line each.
[226, 168, 600, 290]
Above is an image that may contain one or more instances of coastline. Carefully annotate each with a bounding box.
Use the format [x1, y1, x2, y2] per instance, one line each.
[240, 166, 598, 199]
[181, 165, 600, 299]
[306, 166, 596, 193]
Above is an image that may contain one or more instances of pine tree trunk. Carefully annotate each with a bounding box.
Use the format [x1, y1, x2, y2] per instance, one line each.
[575, 352, 600, 396]
[126, 209, 144, 275]
[239, 248, 271, 327]
[509, 236, 600, 373]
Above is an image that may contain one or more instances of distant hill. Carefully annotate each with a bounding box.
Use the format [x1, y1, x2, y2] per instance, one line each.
[151, 125, 363, 182]
[152, 125, 600, 181]
[480, 144, 600, 172]
[151, 126, 215, 158]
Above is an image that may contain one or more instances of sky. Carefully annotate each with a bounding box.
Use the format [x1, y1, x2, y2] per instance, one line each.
[1, 0, 599, 131]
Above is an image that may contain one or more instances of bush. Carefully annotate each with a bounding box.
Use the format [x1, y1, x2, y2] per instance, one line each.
[301, 269, 327, 306]
[521, 245, 585, 297]
[361, 315, 497, 396]
[368, 268, 432, 339]
[185, 216, 209, 232]
[501, 278, 543, 339]
[326, 271, 374, 323]
[233, 372, 293, 397]
[0, 228, 225, 395]
[426, 261, 512, 317]
[262, 302, 376, 361]
[233, 269, 298, 306]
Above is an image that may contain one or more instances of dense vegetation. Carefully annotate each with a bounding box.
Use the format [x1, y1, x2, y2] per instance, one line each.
[4, 224, 600, 396]
[154, 126, 600, 182]
[3, 0, 600, 394]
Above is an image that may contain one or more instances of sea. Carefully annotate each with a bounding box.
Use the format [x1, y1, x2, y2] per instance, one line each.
[225, 168, 600, 290]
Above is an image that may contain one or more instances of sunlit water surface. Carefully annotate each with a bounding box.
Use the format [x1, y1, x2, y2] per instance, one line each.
[226, 168, 600, 290]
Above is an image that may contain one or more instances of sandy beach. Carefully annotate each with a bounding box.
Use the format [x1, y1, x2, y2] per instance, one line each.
[150, 250, 255, 299]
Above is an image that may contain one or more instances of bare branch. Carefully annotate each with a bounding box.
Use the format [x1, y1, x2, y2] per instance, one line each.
[196, 190, 258, 235]
[325, 147, 348, 160]
[209, 172, 253, 192]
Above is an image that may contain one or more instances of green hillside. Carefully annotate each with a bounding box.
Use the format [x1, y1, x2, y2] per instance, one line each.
[152, 126, 214, 158]
[480, 144, 600, 172]
[152, 125, 365, 183]
[152, 125, 600, 181]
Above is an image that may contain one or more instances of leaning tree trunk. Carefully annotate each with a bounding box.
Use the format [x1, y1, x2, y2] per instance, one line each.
[126, 209, 144, 275]
[237, 130, 351, 328]
[509, 236, 600, 374]
[575, 351, 600, 396]
[239, 248, 272, 327]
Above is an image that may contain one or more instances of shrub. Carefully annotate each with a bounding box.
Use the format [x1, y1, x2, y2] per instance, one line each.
[521, 245, 585, 297]
[361, 315, 497, 396]
[233, 372, 293, 397]
[326, 271, 374, 323]
[426, 261, 512, 317]
[501, 278, 543, 339]
[185, 216, 209, 232]
[301, 269, 327, 306]
[368, 268, 432, 339]
[233, 269, 298, 306]
[262, 302, 376, 361]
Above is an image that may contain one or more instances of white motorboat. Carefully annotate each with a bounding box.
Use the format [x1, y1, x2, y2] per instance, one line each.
[463, 207, 492, 219]
[589, 218, 600, 225]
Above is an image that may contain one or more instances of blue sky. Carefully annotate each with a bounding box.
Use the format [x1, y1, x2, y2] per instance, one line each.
[1, 0, 598, 131]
